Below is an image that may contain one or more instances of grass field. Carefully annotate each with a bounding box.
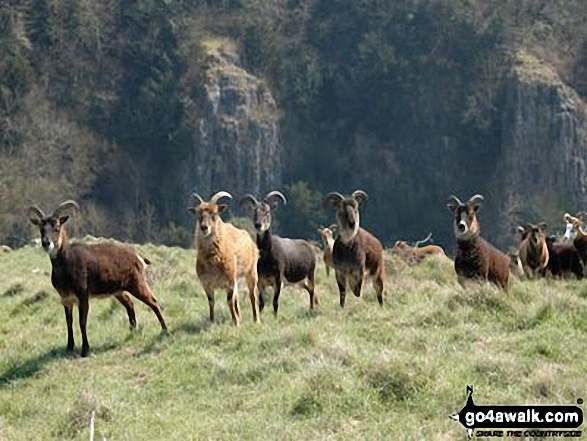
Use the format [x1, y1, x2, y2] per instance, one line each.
[1, 243, 586, 440]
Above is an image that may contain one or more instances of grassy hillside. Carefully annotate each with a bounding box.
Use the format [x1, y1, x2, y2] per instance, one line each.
[0, 244, 586, 440]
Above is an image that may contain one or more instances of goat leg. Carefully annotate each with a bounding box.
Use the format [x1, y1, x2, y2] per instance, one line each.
[115, 292, 136, 329]
[303, 269, 317, 309]
[205, 287, 215, 322]
[272, 277, 283, 316]
[247, 278, 260, 323]
[351, 271, 363, 298]
[258, 285, 266, 312]
[336, 271, 347, 308]
[78, 296, 90, 358]
[227, 284, 240, 326]
[64, 305, 75, 352]
[373, 273, 384, 306]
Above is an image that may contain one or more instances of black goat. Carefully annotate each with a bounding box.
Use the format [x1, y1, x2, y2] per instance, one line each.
[240, 191, 318, 314]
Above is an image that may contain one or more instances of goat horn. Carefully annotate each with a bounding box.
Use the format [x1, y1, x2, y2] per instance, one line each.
[352, 190, 369, 204]
[264, 190, 287, 207]
[52, 200, 79, 218]
[564, 213, 574, 223]
[189, 193, 205, 206]
[210, 191, 232, 204]
[240, 194, 260, 209]
[328, 224, 338, 230]
[26, 205, 45, 220]
[323, 192, 344, 208]
[468, 194, 484, 205]
[446, 195, 463, 211]
[414, 232, 433, 248]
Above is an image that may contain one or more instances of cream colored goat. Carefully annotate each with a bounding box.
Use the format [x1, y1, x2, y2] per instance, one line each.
[188, 191, 260, 325]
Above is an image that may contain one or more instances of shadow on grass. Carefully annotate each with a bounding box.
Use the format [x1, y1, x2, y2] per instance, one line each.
[173, 317, 214, 336]
[0, 342, 119, 386]
[2, 283, 24, 297]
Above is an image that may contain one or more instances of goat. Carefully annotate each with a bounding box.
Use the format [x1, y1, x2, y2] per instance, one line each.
[507, 251, 525, 278]
[544, 234, 583, 279]
[391, 233, 445, 265]
[446, 194, 510, 289]
[27, 201, 167, 358]
[317, 224, 337, 276]
[562, 219, 577, 245]
[323, 190, 384, 307]
[564, 213, 587, 268]
[240, 191, 318, 314]
[188, 191, 259, 325]
[517, 222, 549, 277]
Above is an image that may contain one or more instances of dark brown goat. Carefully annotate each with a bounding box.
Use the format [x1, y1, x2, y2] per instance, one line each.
[517, 222, 549, 278]
[446, 194, 510, 289]
[27, 201, 167, 357]
[323, 190, 384, 307]
[544, 234, 583, 279]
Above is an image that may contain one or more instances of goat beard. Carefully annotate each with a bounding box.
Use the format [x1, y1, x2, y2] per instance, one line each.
[337, 222, 359, 243]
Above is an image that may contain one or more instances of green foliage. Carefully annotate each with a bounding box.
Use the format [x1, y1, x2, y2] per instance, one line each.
[278, 181, 326, 239]
[1, 0, 587, 247]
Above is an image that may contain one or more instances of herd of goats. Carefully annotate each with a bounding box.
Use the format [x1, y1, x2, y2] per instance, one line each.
[23, 190, 587, 357]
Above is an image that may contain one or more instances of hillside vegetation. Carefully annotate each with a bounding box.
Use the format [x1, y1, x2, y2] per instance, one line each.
[1, 244, 586, 440]
[2, 1, 587, 248]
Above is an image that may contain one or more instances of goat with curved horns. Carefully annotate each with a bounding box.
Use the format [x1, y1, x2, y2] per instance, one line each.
[27, 200, 167, 358]
[188, 191, 260, 325]
[446, 194, 510, 288]
[323, 190, 384, 307]
[240, 191, 318, 314]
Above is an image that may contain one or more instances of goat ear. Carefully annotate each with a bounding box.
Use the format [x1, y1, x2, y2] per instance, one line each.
[538, 222, 547, 232]
[217, 204, 228, 213]
[59, 215, 70, 225]
[29, 217, 41, 226]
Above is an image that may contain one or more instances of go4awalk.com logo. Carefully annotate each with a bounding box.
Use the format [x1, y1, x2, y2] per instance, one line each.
[449, 386, 583, 439]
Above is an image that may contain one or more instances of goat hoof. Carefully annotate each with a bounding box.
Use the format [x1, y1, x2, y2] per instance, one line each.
[81, 348, 90, 358]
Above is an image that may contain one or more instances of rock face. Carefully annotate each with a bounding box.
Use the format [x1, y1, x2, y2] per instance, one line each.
[189, 47, 282, 198]
[495, 51, 587, 241]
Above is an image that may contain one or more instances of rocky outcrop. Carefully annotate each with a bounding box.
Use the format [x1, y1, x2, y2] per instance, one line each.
[495, 50, 587, 241]
[189, 44, 281, 198]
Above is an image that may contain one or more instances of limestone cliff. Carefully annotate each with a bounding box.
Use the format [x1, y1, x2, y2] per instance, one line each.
[495, 50, 587, 241]
[188, 44, 281, 198]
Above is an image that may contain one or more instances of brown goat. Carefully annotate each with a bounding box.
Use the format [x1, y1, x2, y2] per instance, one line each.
[446, 194, 510, 289]
[545, 233, 583, 279]
[507, 251, 525, 278]
[391, 233, 445, 265]
[323, 190, 384, 307]
[27, 201, 167, 358]
[517, 222, 549, 278]
[317, 224, 337, 276]
[188, 191, 259, 326]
